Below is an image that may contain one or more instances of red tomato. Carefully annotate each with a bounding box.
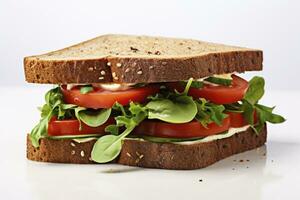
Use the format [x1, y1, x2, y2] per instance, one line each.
[168, 75, 249, 104]
[48, 117, 114, 136]
[61, 85, 160, 109]
[133, 117, 230, 138]
[227, 111, 258, 128]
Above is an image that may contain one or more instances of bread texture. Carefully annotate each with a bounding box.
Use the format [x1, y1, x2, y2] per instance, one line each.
[24, 34, 263, 84]
[27, 126, 267, 170]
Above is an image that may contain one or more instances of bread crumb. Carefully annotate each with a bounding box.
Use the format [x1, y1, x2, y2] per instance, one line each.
[162, 61, 167, 65]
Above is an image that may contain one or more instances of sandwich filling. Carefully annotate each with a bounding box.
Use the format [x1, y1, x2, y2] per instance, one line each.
[30, 74, 285, 163]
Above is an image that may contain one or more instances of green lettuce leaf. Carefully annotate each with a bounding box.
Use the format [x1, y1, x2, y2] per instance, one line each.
[76, 108, 111, 127]
[195, 98, 227, 127]
[80, 85, 93, 94]
[91, 102, 147, 163]
[146, 95, 197, 123]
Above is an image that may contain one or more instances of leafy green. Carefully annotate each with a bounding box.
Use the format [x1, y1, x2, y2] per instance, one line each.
[225, 76, 285, 133]
[146, 96, 197, 123]
[180, 80, 203, 89]
[30, 88, 63, 147]
[204, 77, 232, 86]
[91, 102, 147, 163]
[243, 76, 265, 105]
[105, 125, 119, 135]
[195, 98, 227, 127]
[76, 108, 111, 127]
[80, 85, 93, 94]
[30, 117, 51, 147]
[91, 80, 201, 163]
[30, 87, 111, 147]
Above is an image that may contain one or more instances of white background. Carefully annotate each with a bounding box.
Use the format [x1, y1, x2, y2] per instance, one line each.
[0, 1, 300, 200]
[1, 0, 300, 90]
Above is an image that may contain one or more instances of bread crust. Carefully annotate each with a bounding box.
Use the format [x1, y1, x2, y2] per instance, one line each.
[27, 126, 267, 169]
[24, 35, 263, 84]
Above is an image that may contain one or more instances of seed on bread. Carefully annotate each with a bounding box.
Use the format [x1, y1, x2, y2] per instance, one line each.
[88, 67, 94, 72]
[107, 62, 111, 66]
[126, 152, 132, 158]
[80, 150, 85, 157]
[116, 63, 122, 68]
[137, 70, 143, 75]
[125, 68, 130, 73]
[98, 76, 104, 80]
[100, 70, 106, 75]
[70, 142, 76, 147]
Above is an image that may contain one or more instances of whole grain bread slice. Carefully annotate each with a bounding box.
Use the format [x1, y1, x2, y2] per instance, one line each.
[24, 34, 263, 84]
[27, 126, 267, 170]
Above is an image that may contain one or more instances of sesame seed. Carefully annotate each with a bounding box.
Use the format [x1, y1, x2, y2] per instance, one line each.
[98, 76, 104, 80]
[125, 68, 130, 73]
[121, 75, 124, 79]
[137, 70, 143, 75]
[116, 63, 122, 67]
[88, 67, 94, 71]
[100, 70, 106, 75]
[107, 62, 111, 66]
[162, 61, 167, 65]
[149, 66, 154, 69]
[114, 76, 119, 80]
[71, 150, 75, 155]
[70, 142, 76, 147]
[80, 150, 85, 157]
[126, 152, 132, 158]
[112, 72, 116, 77]
[139, 154, 144, 159]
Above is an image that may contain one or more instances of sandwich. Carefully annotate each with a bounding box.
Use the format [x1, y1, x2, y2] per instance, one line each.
[24, 34, 285, 170]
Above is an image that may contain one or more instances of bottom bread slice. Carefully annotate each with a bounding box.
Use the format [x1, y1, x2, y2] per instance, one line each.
[27, 126, 267, 170]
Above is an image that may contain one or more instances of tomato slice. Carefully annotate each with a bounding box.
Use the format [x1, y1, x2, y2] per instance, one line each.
[133, 117, 230, 138]
[61, 85, 160, 109]
[48, 117, 114, 136]
[227, 111, 258, 128]
[168, 75, 249, 104]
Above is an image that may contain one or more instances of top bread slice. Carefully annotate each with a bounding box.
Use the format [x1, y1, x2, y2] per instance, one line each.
[24, 34, 263, 84]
